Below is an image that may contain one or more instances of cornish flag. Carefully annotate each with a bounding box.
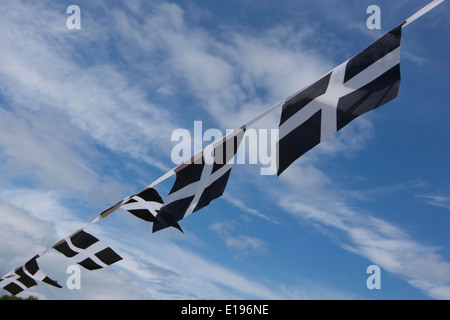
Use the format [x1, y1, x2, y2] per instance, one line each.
[153, 128, 245, 232]
[0, 255, 61, 295]
[120, 188, 183, 232]
[277, 25, 402, 175]
[53, 230, 122, 271]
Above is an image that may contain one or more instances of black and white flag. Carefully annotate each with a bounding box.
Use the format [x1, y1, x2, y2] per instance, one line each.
[120, 188, 183, 232]
[53, 230, 122, 271]
[277, 25, 402, 175]
[153, 128, 245, 232]
[0, 255, 61, 295]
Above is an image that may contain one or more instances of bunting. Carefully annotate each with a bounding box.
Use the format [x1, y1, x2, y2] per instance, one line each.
[0, 1, 443, 296]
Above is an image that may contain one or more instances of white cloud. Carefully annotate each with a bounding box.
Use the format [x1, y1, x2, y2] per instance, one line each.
[0, 108, 104, 196]
[0, 1, 178, 173]
[0, 188, 89, 239]
[225, 235, 268, 256]
[210, 217, 268, 259]
[0, 199, 56, 270]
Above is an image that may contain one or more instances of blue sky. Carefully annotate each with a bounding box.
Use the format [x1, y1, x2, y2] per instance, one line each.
[0, 0, 448, 299]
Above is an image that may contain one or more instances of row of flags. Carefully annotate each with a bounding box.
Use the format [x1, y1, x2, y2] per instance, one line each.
[1, 1, 444, 296]
[0, 230, 123, 295]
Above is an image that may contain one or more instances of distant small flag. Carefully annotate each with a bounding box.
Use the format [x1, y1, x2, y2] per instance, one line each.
[277, 25, 402, 175]
[53, 230, 122, 271]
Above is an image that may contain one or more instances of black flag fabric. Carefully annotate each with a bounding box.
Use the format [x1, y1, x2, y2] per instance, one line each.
[153, 128, 245, 232]
[53, 230, 122, 271]
[120, 188, 183, 232]
[277, 25, 402, 175]
[0, 255, 61, 295]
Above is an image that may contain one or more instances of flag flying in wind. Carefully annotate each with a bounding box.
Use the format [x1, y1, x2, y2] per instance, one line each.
[153, 128, 246, 232]
[0, 255, 61, 295]
[277, 25, 402, 175]
[53, 230, 123, 271]
[120, 188, 184, 232]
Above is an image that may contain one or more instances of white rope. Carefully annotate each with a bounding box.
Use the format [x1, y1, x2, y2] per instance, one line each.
[402, 0, 445, 27]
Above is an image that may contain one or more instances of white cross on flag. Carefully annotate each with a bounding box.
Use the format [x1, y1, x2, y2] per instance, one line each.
[153, 128, 245, 232]
[277, 25, 402, 175]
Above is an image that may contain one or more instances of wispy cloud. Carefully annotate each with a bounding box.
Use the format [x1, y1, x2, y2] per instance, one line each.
[222, 194, 274, 222]
[276, 169, 450, 299]
[225, 235, 268, 256]
[0, 107, 127, 203]
[418, 194, 450, 211]
[0, 199, 56, 268]
[109, 1, 334, 131]
[0, 1, 178, 173]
